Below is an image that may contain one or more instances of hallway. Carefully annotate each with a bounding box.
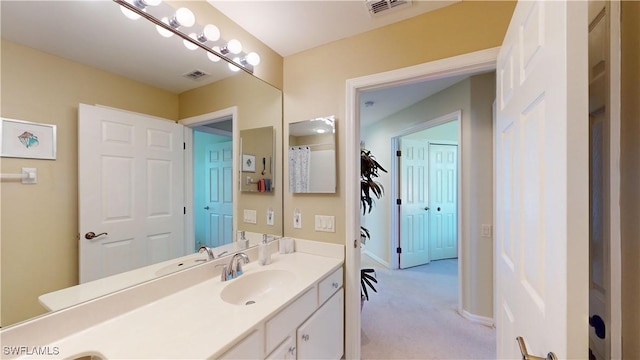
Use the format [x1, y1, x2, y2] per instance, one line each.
[361, 256, 495, 359]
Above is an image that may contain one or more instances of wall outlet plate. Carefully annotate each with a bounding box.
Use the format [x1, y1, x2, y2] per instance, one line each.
[266, 208, 274, 226]
[293, 210, 302, 229]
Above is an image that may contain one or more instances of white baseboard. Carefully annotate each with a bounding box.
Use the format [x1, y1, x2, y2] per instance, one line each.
[363, 250, 391, 269]
[460, 309, 494, 327]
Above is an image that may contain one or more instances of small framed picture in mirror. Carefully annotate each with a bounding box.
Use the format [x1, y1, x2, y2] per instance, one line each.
[242, 153, 256, 172]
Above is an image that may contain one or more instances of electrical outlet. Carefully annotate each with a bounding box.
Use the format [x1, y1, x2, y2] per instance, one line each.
[243, 209, 257, 224]
[481, 224, 492, 238]
[293, 210, 302, 229]
[266, 208, 274, 226]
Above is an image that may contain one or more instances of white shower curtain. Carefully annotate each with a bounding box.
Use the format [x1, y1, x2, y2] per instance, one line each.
[289, 146, 311, 192]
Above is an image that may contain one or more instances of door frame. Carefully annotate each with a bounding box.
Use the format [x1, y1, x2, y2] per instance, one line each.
[344, 47, 499, 359]
[181, 107, 239, 255]
[389, 111, 461, 267]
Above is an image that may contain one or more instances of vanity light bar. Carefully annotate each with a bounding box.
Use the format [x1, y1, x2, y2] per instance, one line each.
[113, 0, 256, 74]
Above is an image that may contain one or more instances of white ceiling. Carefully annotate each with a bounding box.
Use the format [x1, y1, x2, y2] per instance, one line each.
[209, 0, 459, 57]
[1, 0, 473, 125]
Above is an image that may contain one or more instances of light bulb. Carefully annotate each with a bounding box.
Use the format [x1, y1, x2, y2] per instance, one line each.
[316, 129, 326, 134]
[197, 24, 220, 43]
[228, 58, 241, 72]
[245, 52, 260, 66]
[169, 7, 195, 28]
[183, 34, 199, 51]
[207, 51, 221, 62]
[140, 0, 161, 6]
[156, 18, 174, 37]
[120, 0, 141, 20]
[227, 39, 242, 54]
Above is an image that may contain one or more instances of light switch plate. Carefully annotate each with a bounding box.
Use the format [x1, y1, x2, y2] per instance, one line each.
[243, 209, 257, 224]
[315, 215, 335, 233]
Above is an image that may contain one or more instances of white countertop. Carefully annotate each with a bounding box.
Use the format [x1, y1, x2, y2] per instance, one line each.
[2, 239, 343, 359]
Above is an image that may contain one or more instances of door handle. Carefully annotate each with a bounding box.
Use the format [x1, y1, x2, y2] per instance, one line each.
[204, 206, 210, 210]
[516, 336, 557, 360]
[85, 232, 108, 240]
[424, 207, 430, 211]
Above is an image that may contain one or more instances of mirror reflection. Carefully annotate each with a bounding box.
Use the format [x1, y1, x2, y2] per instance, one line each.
[288, 116, 336, 193]
[0, 1, 283, 327]
[241, 126, 275, 193]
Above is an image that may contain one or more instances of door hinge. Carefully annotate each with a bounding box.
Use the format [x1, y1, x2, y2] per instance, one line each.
[183, 207, 186, 215]
[396, 150, 401, 157]
[396, 247, 402, 254]
[396, 199, 402, 205]
[183, 142, 186, 150]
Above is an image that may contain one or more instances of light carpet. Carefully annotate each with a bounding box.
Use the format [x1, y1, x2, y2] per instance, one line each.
[360, 255, 496, 360]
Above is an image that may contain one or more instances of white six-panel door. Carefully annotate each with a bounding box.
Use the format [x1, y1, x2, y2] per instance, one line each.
[495, 1, 588, 358]
[428, 143, 458, 261]
[78, 104, 184, 283]
[399, 138, 430, 269]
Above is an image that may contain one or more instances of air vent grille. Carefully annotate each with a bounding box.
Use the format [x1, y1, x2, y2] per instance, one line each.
[183, 69, 209, 80]
[366, 0, 411, 16]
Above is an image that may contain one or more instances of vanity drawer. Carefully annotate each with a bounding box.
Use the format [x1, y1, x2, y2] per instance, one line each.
[265, 286, 317, 355]
[318, 267, 343, 306]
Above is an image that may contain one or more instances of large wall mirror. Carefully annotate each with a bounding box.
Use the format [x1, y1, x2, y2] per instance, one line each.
[288, 116, 336, 193]
[0, 1, 283, 327]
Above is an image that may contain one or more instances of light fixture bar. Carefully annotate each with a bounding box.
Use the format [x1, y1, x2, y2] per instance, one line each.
[113, 0, 254, 74]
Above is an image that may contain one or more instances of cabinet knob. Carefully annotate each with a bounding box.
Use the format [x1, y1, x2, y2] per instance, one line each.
[332, 282, 339, 288]
[301, 334, 310, 342]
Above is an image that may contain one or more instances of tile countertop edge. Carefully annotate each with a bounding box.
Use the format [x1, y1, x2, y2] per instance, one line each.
[0, 239, 344, 360]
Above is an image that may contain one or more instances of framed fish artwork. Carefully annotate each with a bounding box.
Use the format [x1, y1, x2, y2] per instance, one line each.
[1, 118, 57, 160]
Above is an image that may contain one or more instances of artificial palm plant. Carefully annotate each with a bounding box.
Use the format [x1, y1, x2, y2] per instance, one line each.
[360, 148, 387, 303]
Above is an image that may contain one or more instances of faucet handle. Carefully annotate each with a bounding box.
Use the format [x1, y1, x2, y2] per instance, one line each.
[220, 265, 230, 281]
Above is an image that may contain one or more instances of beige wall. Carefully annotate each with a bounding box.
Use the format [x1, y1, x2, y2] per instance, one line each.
[282, 1, 515, 243]
[621, 1, 640, 357]
[361, 72, 495, 319]
[179, 73, 283, 236]
[0, 39, 180, 326]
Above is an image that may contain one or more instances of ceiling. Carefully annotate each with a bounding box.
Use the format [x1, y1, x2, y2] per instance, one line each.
[1, 0, 472, 126]
[209, 0, 459, 57]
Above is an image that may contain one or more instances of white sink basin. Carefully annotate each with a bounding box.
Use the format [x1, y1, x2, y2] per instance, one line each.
[220, 269, 296, 305]
[154, 257, 207, 276]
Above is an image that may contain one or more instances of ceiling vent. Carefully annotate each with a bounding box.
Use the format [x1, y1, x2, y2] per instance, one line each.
[183, 69, 209, 81]
[365, 0, 411, 16]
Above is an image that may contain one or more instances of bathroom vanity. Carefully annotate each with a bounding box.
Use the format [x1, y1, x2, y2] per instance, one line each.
[0, 239, 344, 359]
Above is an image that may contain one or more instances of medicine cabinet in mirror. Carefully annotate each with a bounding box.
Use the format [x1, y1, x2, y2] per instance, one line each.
[240, 126, 275, 193]
[288, 116, 336, 193]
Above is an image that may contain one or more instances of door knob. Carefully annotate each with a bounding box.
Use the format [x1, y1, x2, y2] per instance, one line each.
[204, 206, 210, 210]
[424, 207, 430, 211]
[85, 232, 108, 240]
[589, 315, 606, 339]
[516, 336, 557, 360]
[437, 207, 441, 211]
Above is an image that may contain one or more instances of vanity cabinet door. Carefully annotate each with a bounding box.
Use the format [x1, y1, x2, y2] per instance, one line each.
[296, 288, 344, 360]
[265, 333, 297, 360]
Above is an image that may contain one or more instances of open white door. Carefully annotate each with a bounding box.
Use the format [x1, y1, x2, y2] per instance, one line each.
[495, 1, 588, 358]
[399, 138, 430, 269]
[79, 104, 184, 283]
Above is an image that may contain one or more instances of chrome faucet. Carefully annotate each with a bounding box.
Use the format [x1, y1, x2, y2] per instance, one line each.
[221, 252, 250, 281]
[198, 245, 215, 261]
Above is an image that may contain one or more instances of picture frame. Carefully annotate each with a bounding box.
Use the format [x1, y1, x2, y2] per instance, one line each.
[242, 153, 256, 172]
[1, 118, 57, 160]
